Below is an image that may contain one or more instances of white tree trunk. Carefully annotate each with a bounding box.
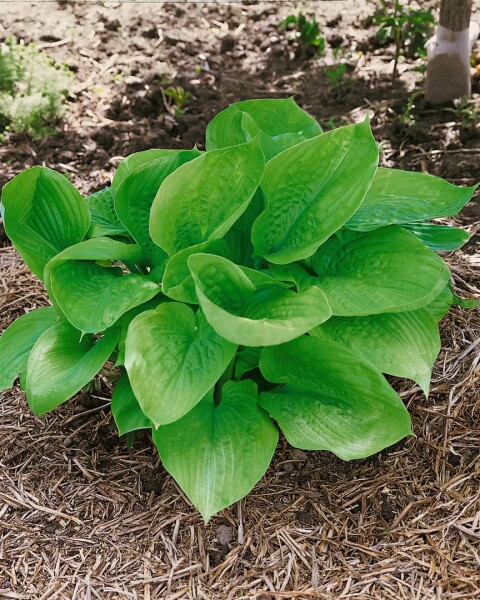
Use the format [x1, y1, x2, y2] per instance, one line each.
[425, 0, 478, 103]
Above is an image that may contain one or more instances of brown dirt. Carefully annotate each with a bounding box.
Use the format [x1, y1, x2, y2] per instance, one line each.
[0, 1, 479, 598]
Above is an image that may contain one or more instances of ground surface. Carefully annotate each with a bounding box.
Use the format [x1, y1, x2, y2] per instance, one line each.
[0, 1, 479, 598]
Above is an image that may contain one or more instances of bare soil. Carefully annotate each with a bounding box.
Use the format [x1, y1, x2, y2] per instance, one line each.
[0, 1, 479, 598]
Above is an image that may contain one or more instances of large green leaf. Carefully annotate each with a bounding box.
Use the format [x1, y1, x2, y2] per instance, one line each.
[347, 168, 477, 231]
[2, 166, 90, 279]
[85, 187, 128, 238]
[45, 238, 160, 333]
[188, 254, 331, 346]
[152, 380, 278, 521]
[313, 226, 450, 315]
[206, 98, 322, 160]
[150, 139, 265, 256]
[50, 262, 160, 333]
[162, 239, 230, 304]
[112, 149, 185, 189]
[26, 321, 120, 415]
[251, 119, 379, 264]
[111, 372, 151, 435]
[125, 303, 237, 425]
[115, 150, 201, 276]
[259, 336, 412, 459]
[311, 308, 440, 394]
[0, 307, 57, 391]
[401, 222, 470, 252]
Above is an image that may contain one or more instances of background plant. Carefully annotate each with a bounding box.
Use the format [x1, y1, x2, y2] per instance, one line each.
[0, 98, 477, 521]
[279, 13, 326, 57]
[370, 0, 435, 80]
[0, 35, 72, 138]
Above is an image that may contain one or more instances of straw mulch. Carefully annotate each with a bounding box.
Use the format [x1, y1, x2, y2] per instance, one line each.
[0, 237, 479, 599]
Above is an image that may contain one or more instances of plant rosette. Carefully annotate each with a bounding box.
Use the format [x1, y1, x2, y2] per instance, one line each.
[0, 98, 478, 521]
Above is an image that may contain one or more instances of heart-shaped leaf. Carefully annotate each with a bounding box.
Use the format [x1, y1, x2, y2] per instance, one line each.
[152, 380, 278, 521]
[259, 336, 412, 460]
[26, 321, 120, 415]
[46, 238, 160, 333]
[206, 98, 322, 160]
[125, 303, 237, 425]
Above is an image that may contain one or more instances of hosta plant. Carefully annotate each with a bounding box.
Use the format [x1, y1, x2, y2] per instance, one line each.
[0, 98, 478, 521]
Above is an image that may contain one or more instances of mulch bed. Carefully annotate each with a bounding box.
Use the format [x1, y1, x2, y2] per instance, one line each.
[0, 1, 479, 598]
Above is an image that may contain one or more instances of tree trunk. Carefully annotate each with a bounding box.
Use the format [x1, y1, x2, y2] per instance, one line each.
[439, 0, 472, 31]
[425, 0, 475, 104]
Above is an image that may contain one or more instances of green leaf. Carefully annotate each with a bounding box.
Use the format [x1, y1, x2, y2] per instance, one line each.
[313, 226, 450, 316]
[206, 98, 322, 159]
[259, 336, 412, 460]
[45, 238, 160, 333]
[252, 119, 379, 264]
[85, 187, 128, 238]
[162, 239, 230, 304]
[311, 308, 440, 394]
[347, 168, 477, 231]
[111, 372, 151, 435]
[115, 150, 200, 276]
[0, 306, 57, 391]
[427, 285, 480, 321]
[49, 262, 160, 333]
[235, 347, 261, 378]
[223, 187, 264, 267]
[401, 222, 470, 252]
[150, 139, 265, 256]
[125, 303, 237, 425]
[188, 254, 331, 346]
[152, 380, 278, 521]
[114, 297, 164, 367]
[112, 149, 186, 189]
[26, 321, 120, 415]
[2, 166, 90, 279]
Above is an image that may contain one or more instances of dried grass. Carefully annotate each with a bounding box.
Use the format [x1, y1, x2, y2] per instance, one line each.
[0, 241, 479, 599]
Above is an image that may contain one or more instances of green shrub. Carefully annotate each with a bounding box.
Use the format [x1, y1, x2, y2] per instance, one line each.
[0, 98, 478, 520]
[0, 36, 72, 138]
[279, 13, 326, 56]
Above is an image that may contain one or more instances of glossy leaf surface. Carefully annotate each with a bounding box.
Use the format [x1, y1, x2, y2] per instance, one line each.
[152, 380, 278, 521]
[311, 308, 440, 394]
[26, 321, 119, 415]
[259, 337, 412, 459]
[347, 168, 476, 231]
[150, 139, 264, 256]
[252, 119, 378, 264]
[0, 306, 57, 391]
[111, 372, 151, 435]
[313, 227, 450, 315]
[125, 303, 237, 425]
[189, 254, 331, 346]
[2, 166, 90, 279]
